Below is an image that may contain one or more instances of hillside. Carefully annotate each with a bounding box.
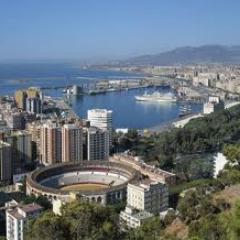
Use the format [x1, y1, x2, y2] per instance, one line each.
[124, 45, 240, 65]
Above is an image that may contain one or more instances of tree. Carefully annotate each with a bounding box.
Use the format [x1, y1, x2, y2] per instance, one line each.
[228, 200, 240, 239]
[177, 190, 200, 222]
[124, 218, 163, 240]
[223, 144, 240, 165]
[118, 104, 240, 179]
[25, 201, 120, 240]
[25, 212, 69, 240]
[189, 215, 227, 240]
[62, 201, 119, 240]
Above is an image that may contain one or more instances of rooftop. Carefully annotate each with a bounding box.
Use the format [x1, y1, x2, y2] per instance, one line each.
[86, 126, 107, 133]
[20, 203, 43, 213]
[123, 206, 154, 220]
[133, 210, 153, 220]
[7, 203, 43, 220]
[8, 208, 24, 220]
[130, 179, 162, 190]
[0, 140, 11, 148]
[63, 123, 79, 129]
[88, 109, 112, 114]
[9, 130, 31, 137]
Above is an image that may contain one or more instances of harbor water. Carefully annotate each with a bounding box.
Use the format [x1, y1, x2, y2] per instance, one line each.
[0, 64, 203, 129]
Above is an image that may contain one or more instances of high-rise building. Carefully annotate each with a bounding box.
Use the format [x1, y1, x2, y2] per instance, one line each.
[40, 122, 62, 165]
[0, 141, 12, 184]
[15, 88, 42, 111]
[87, 109, 112, 145]
[26, 97, 42, 114]
[6, 203, 43, 240]
[3, 110, 36, 130]
[26, 121, 42, 160]
[26, 88, 40, 98]
[62, 124, 83, 163]
[15, 90, 27, 110]
[4, 131, 32, 174]
[84, 127, 109, 161]
[0, 129, 8, 141]
[7, 112, 26, 130]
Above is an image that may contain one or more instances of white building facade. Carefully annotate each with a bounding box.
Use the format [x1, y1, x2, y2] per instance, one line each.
[87, 109, 112, 145]
[203, 96, 224, 115]
[127, 180, 169, 214]
[6, 203, 43, 240]
[120, 180, 169, 229]
[119, 206, 153, 229]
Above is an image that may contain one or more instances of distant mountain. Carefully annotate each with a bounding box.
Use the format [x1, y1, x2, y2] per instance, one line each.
[124, 45, 240, 65]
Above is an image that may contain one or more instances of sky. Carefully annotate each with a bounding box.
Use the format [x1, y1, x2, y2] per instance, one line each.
[0, 0, 240, 62]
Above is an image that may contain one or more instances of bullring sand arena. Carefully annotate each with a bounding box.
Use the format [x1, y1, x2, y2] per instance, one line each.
[26, 161, 140, 205]
[60, 183, 109, 191]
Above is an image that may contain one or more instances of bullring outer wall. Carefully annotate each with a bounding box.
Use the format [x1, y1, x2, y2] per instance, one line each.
[26, 161, 140, 205]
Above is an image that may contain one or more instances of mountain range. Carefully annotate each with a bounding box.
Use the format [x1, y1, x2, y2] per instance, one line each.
[124, 45, 240, 65]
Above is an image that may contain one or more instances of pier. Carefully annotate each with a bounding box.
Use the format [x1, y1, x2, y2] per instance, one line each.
[40, 85, 72, 90]
[39, 76, 176, 95]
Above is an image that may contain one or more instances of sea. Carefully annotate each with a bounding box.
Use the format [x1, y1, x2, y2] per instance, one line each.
[0, 63, 203, 129]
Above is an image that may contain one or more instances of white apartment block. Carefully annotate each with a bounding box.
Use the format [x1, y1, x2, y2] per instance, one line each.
[120, 180, 169, 229]
[119, 206, 153, 229]
[127, 180, 168, 214]
[87, 109, 112, 145]
[203, 96, 224, 115]
[6, 203, 43, 240]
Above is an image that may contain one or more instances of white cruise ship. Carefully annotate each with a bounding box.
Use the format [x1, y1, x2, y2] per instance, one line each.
[135, 91, 177, 102]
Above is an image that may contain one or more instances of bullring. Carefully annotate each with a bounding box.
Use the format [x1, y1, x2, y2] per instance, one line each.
[26, 161, 140, 205]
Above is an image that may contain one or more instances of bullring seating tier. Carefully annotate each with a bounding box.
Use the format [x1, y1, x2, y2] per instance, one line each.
[40, 171, 128, 188]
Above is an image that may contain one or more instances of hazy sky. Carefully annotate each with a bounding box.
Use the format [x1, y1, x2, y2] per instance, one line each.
[0, 0, 240, 62]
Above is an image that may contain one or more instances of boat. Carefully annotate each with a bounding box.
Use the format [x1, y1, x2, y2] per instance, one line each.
[179, 104, 192, 117]
[135, 91, 177, 102]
